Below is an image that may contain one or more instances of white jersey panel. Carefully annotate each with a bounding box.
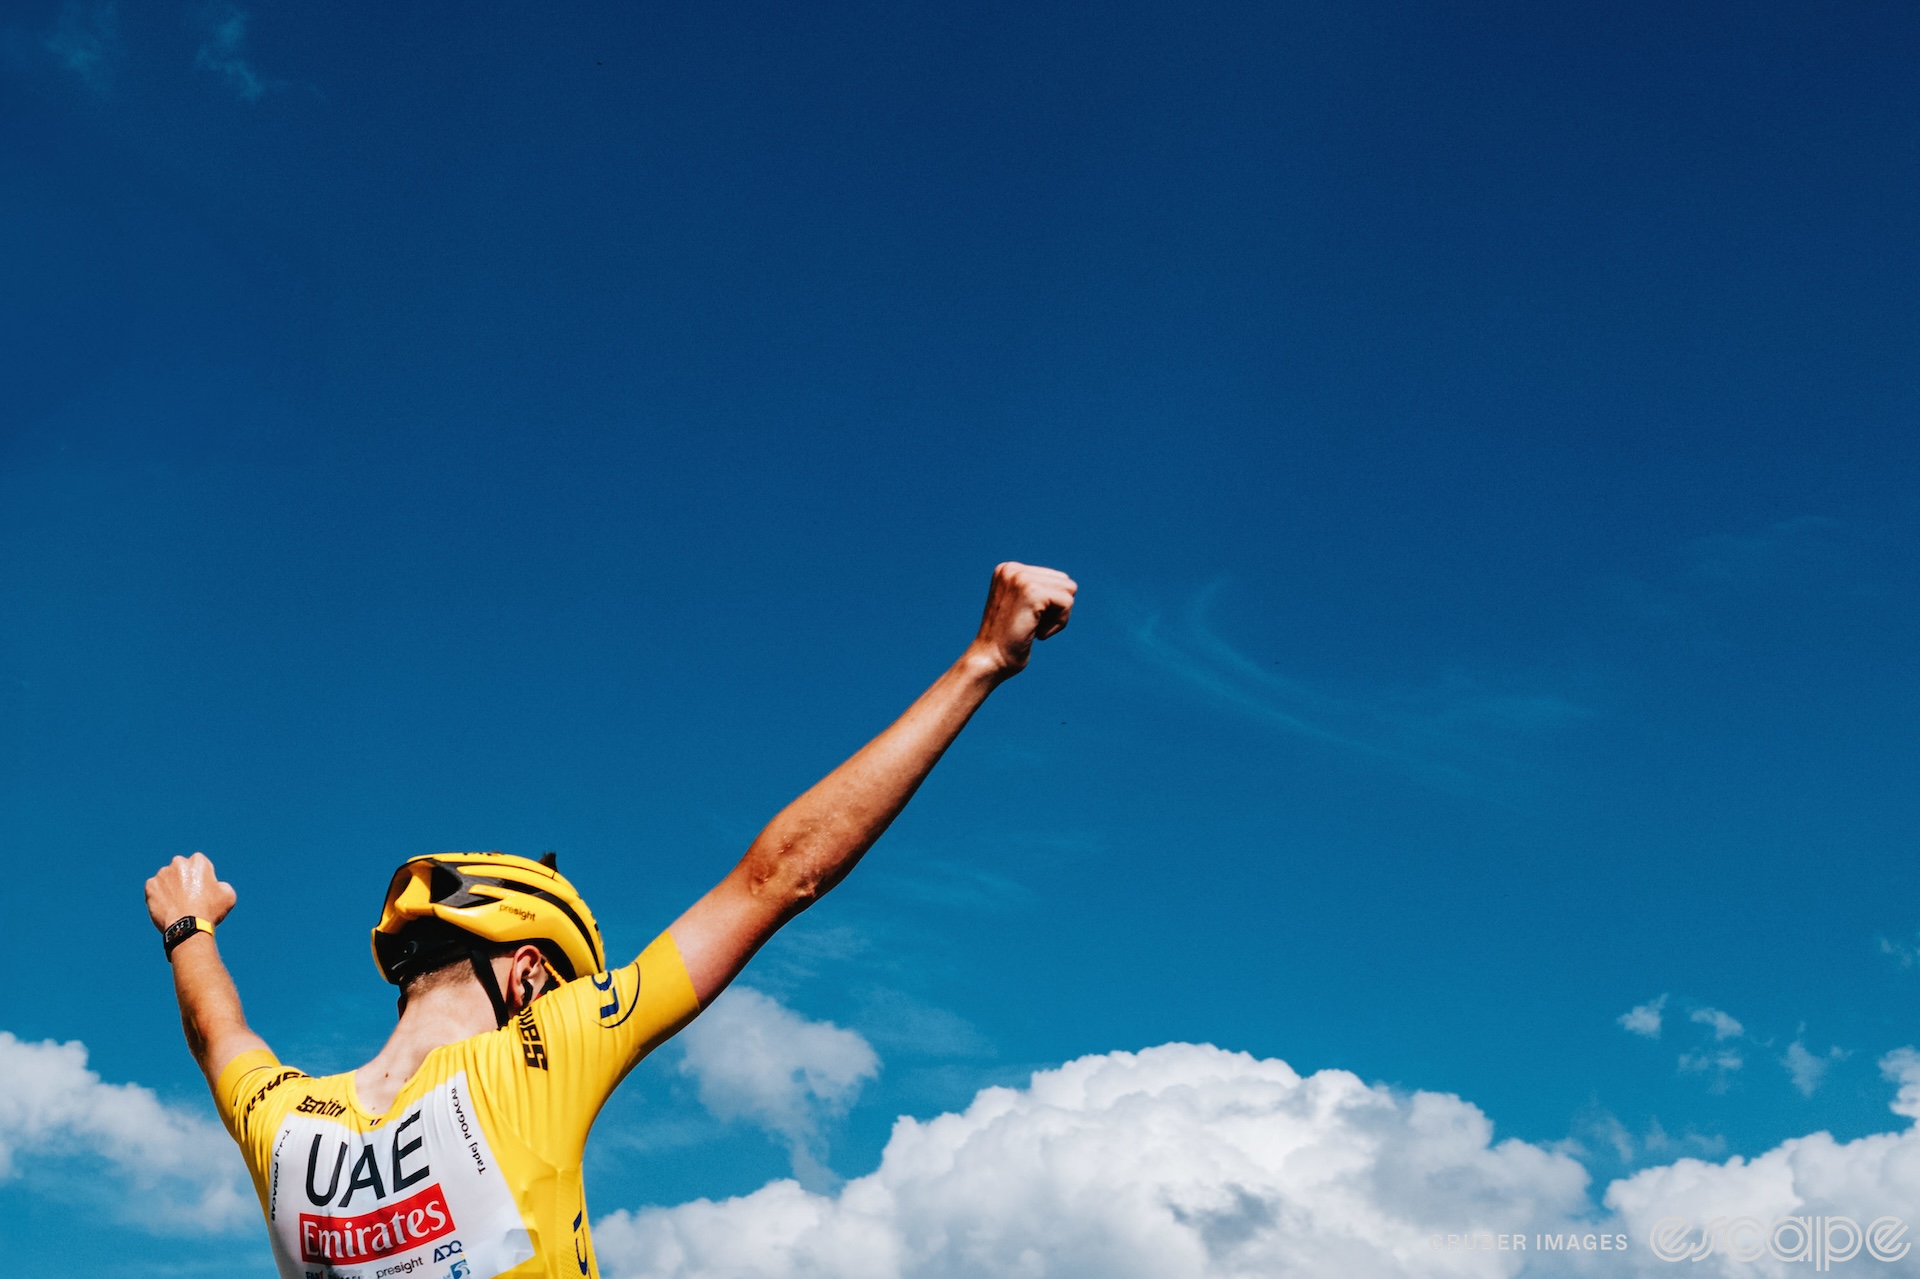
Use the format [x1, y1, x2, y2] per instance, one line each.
[264, 1072, 534, 1279]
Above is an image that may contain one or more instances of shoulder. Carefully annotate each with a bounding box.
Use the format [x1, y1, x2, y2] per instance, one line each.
[538, 931, 698, 1032]
[216, 1050, 312, 1145]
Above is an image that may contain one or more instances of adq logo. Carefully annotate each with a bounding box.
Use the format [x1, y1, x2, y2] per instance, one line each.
[1648, 1215, 1909, 1268]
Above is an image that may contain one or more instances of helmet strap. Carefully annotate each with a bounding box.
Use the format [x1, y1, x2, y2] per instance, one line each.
[469, 946, 513, 1029]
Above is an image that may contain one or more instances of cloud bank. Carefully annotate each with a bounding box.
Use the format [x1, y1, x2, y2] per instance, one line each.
[0, 1030, 251, 1232]
[598, 1042, 1920, 1279]
[599, 1042, 1595, 1278]
[14, 1020, 1920, 1277]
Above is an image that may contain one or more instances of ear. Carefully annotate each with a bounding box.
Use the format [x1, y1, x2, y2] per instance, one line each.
[509, 944, 550, 1011]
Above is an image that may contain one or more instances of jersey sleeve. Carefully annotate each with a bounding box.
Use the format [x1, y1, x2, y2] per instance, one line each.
[212, 1048, 308, 1198]
[515, 928, 702, 1152]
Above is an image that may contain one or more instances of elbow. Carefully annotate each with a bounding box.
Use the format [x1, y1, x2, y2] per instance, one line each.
[741, 838, 826, 918]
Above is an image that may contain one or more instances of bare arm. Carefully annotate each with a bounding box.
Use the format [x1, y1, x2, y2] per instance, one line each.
[668, 562, 1077, 1004]
[145, 852, 271, 1089]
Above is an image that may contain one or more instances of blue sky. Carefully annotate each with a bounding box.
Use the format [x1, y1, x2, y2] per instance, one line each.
[7, 3, 1920, 1275]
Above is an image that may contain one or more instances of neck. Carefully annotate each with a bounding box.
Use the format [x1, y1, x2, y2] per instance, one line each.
[354, 976, 498, 1115]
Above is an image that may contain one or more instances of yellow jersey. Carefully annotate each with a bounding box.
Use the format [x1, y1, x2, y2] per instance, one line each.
[214, 930, 701, 1279]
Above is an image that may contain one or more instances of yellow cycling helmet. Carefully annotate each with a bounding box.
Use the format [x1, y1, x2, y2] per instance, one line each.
[372, 851, 607, 1024]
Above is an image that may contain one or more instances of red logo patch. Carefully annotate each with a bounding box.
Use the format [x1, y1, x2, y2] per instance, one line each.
[298, 1184, 454, 1263]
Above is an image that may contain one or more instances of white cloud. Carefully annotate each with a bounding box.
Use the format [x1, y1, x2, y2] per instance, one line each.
[678, 987, 879, 1187]
[600, 1042, 1920, 1278]
[194, 5, 270, 101]
[1879, 1047, 1920, 1120]
[1689, 1008, 1744, 1042]
[0, 1030, 251, 1232]
[1617, 996, 1666, 1039]
[1781, 1039, 1848, 1098]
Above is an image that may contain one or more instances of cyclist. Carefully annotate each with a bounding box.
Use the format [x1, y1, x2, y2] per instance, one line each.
[145, 562, 1074, 1279]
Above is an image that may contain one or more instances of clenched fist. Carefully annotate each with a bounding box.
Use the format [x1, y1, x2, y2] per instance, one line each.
[146, 852, 238, 933]
[971, 562, 1078, 677]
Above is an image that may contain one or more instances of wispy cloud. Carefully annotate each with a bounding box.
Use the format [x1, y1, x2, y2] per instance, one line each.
[1617, 994, 1667, 1039]
[677, 987, 879, 1190]
[1562, 1108, 1725, 1169]
[1632, 1001, 1846, 1099]
[1685, 516, 1850, 586]
[1669, 1006, 1747, 1092]
[1690, 1006, 1744, 1041]
[1679, 1048, 1744, 1082]
[0, 1030, 251, 1232]
[871, 856, 1036, 913]
[194, 5, 271, 101]
[853, 988, 994, 1060]
[1878, 931, 1920, 968]
[1609, 515, 1876, 631]
[1636, 1115, 1727, 1162]
[1133, 584, 1586, 784]
[46, 1, 120, 90]
[1783, 1037, 1849, 1097]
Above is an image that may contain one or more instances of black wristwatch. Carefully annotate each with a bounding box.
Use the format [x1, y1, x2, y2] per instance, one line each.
[162, 915, 215, 957]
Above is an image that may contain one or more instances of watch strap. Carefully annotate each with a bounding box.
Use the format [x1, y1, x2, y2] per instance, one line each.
[162, 915, 215, 957]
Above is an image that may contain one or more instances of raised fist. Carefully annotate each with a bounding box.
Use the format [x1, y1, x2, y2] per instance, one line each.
[145, 852, 239, 933]
[971, 562, 1078, 676]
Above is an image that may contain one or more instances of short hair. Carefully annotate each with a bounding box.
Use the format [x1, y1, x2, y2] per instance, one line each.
[398, 947, 510, 999]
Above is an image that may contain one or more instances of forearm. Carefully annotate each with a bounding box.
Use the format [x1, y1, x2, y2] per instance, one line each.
[668, 562, 1076, 1004]
[742, 642, 1006, 915]
[169, 933, 269, 1087]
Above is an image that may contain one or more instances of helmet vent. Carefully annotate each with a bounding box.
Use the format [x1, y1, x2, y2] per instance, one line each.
[429, 863, 464, 901]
